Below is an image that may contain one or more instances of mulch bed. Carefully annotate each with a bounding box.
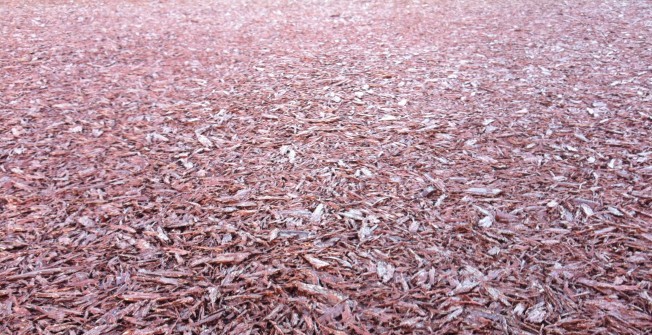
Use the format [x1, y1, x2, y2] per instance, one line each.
[1, 0, 651, 334]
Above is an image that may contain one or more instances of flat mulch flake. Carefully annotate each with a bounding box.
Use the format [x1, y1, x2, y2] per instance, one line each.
[1, 0, 651, 334]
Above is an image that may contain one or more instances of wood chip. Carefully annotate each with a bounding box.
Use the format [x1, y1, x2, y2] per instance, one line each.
[303, 255, 330, 269]
[466, 188, 503, 196]
[190, 253, 250, 267]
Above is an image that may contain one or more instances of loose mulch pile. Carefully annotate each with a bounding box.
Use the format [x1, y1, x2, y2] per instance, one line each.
[1, 0, 651, 334]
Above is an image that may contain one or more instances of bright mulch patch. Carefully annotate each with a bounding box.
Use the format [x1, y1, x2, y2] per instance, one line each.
[1, 0, 651, 334]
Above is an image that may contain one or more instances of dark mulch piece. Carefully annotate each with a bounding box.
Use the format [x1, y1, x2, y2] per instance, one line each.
[1, 0, 651, 334]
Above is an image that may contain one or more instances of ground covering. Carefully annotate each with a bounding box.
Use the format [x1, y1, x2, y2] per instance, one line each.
[1, 0, 651, 333]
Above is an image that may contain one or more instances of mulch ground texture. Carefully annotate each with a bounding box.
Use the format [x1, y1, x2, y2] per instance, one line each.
[1, 0, 651, 334]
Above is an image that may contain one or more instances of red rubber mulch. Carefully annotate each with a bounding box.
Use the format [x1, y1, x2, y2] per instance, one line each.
[1, 0, 651, 334]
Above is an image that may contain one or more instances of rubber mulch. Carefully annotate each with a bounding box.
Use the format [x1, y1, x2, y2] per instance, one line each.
[1, 0, 651, 334]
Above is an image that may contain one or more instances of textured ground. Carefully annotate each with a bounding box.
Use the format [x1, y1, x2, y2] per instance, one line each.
[1, 0, 651, 334]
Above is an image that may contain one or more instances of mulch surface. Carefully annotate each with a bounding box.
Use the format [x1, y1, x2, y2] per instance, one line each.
[1, 0, 651, 334]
